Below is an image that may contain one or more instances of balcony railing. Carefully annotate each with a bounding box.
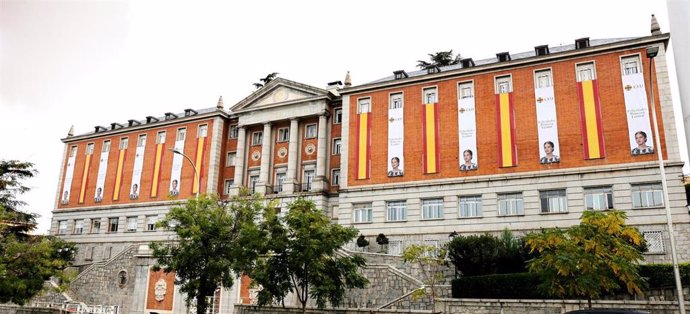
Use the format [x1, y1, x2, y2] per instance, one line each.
[301, 182, 312, 192]
[272, 184, 283, 194]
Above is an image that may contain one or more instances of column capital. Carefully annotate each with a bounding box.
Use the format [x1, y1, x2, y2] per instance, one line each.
[262, 121, 272, 127]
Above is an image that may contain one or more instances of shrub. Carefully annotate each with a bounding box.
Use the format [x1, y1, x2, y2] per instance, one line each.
[639, 263, 690, 289]
[356, 235, 369, 247]
[447, 229, 530, 276]
[452, 273, 544, 299]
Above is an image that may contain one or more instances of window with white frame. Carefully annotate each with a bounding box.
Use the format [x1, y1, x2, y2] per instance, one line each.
[643, 231, 665, 254]
[251, 131, 263, 145]
[137, 134, 147, 147]
[386, 201, 407, 221]
[176, 128, 186, 141]
[119, 137, 128, 150]
[333, 108, 343, 124]
[275, 173, 286, 192]
[108, 218, 119, 232]
[576, 62, 596, 81]
[225, 152, 236, 167]
[458, 82, 474, 99]
[156, 131, 166, 144]
[305, 124, 317, 139]
[535, 69, 553, 88]
[104, 246, 112, 259]
[277, 128, 289, 142]
[498, 193, 524, 216]
[146, 215, 158, 231]
[303, 169, 315, 191]
[390, 93, 403, 109]
[423, 87, 437, 104]
[387, 240, 403, 255]
[353, 203, 373, 223]
[102, 140, 111, 153]
[540, 190, 568, 213]
[424, 239, 440, 257]
[198, 124, 208, 138]
[495, 75, 512, 94]
[91, 220, 101, 233]
[459, 195, 482, 218]
[86, 143, 94, 155]
[58, 220, 68, 235]
[358, 98, 371, 113]
[248, 175, 259, 192]
[584, 186, 614, 210]
[70, 146, 77, 157]
[74, 220, 84, 234]
[631, 183, 664, 208]
[86, 247, 94, 261]
[332, 138, 342, 155]
[228, 125, 238, 139]
[126, 217, 137, 232]
[621, 56, 641, 75]
[422, 198, 444, 220]
[224, 180, 234, 195]
[331, 169, 340, 186]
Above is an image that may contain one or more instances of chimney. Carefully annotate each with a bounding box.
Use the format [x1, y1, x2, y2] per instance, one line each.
[651, 14, 661, 35]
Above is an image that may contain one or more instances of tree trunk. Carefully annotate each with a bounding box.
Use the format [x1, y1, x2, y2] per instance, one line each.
[301, 300, 307, 314]
[587, 298, 592, 309]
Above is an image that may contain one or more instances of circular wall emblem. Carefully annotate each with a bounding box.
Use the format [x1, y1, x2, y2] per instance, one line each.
[117, 270, 128, 288]
[277, 147, 288, 158]
[251, 150, 261, 161]
[154, 278, 167, 301]
[305, 144, 316, 155]
[272, 89, 288, 102]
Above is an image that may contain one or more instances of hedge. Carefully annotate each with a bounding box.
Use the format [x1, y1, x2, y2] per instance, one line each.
[639, 263, 690, 289]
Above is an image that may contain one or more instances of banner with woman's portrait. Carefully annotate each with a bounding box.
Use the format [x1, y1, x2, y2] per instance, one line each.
[94, 141, 110, 202]
[457, 82, 478, 171]
[387, 93, 404, 177]
[130, 134, 147, 199]
[621, 56, 654, 156]
[61, 146, 78, 204]
[535, 77, 561, 164]
[169, 128, 186, 196]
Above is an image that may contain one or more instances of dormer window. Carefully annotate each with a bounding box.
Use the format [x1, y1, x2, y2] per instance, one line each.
[575, 37, 590, 50]
[111, 122, 124, 130]
[146, 116, 159, 124]
[535, 45, 550, 56]
[94, 126, 107, 133]
[427, 66, 441, 74]
[164, 112, 178, 120]
[496, 52, 511, 62]
[460, 58, 475, 68]
[184, 109, 198, 117]
[128, 119, 141, 127]
[393, 70, 408, 80]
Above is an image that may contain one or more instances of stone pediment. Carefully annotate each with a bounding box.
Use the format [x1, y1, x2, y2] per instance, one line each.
[231, 78, 330, 113]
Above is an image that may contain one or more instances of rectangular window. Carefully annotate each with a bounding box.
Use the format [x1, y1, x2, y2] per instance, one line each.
[91, 220, 101, 233]
[535, 69, 553, 88]
[277, 128, 289, 142]
[102, 140, 111, 153]
[303, 170, 315, 191]
[332, 138, 342, 155]
[176, 128, 186, 141]
[305, 124, 317, 139]
[421, 198, 444, 220]
[228, 125, 238, 139]
[333, 108, 343, 124]
[69, 146, 77, 157]
[387, 240, 403, 255]
[424, 240, 440, 257]
[423, 87, 437, 103]
[146, 215, 158, 231]
[386, 201, 407, 221]
[389, 93, 403, 109]
[458, 82, 474, 99]
[540, 190, 568, 213]
[495, 75, 512, 94]
[358, 98, 371, 113]
[459, 195, 482, 218]
[621, 56, 641, 75]
[86, 247, 94, 261]
[156, 131, 166, 144]
[126, 217, 137, 232]
[58, 220, 68, 235]
[108, 218, 119, 232]
[331, 169, 340, 186]
[104, 247, 112, 259]
[643, 231, 665, 254]
[631, 183, 664, 208]
[137, 134, 147, 147]
[74, 220, 84, 234]
[224, 179, 234, 195]
[119, 137, 129, 150]
[576, 62, 596, 81]
[251, 131, 263, 145]
[198, 124, 208, 138]
[353, 203, 373, 223]
[275, 173, 286, 192]
[249, 175, 259, 193]
[498, 193, 524, 216]
[86, 143, 95, 155]
[584, 186, 614, 210]
[225, 152, 236, 167]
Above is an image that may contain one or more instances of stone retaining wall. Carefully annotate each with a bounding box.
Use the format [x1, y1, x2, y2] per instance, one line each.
[435, 298, 682, 314]
[234, 304, 431, 313]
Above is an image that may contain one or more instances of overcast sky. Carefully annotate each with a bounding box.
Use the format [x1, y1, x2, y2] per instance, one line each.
[1, 0, 686, 234]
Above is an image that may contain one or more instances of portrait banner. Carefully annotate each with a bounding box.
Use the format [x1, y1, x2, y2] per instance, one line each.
[94, 145, 110, 202]
[387, 101, 404, 177]
[622, 72, 654, 155]
[535, 86, 561, 164]
[61, 146, 77, 204]
[458, 88, 478, 171]
[169, 137, 185, 196]
[422, 103, 440, 174]
[496, 93, 517, 167]
[130, 137, 146, 199]
[577, 79, 605, 159]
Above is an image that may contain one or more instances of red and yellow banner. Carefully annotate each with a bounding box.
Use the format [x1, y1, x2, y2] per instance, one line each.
[577, 79, 605, 159]
[150, 143, 164, 197]
[356, 112, 371, 179]
[496, 93, 517, 167]
[113, 149, 126, 201]
[192, 137, 205, 194]
[78, 154, 92, 203]
[422, 103, 440, 173]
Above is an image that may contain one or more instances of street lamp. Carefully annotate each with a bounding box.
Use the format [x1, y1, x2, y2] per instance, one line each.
[646, 45, 686, 314]
[170, 148, 200, 198]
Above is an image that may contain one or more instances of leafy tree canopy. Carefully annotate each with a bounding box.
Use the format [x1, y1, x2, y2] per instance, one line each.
[416, 50, 461, 70]
[447, 229, 530, 276]
[402, 244, 448, 311]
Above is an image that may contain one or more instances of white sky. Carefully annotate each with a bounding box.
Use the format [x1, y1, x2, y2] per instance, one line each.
[1, 0, 686, 234]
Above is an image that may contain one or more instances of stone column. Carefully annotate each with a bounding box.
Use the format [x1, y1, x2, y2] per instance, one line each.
[256, 122, 272, 194]
[230, 126, 246, 196]
[284, 118, 299, 194]
[312, 113, 328, 192]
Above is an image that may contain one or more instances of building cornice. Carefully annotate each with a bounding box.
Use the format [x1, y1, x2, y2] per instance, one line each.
[52, 199, 182, 213]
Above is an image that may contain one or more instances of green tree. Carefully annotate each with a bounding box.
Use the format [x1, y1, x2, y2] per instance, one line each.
[524, 210, 645, 308]
[251, 198, 368, 313]
[402, 244, 448, 312]
[150, 191, 265, 314]
[416, 50, 461, 71]
[0, 160, 76, 305]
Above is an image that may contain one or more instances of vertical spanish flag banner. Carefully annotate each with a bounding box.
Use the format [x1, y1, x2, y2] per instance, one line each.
[496, 93, 517, 167]
[113, 148, 126, 201]
[356, 112, 371, 179]
[192, 137, 205, 194]
[78, 153, 92, 204]
[577, 79, 605, 159]
[422, 103, 440, 173]
[150, 142, 164, 197]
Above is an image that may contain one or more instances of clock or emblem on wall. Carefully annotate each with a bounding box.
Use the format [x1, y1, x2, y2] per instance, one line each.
[251, 150, 261, 161]
[272, 89, 288, 102]
[305, 144, 316, 155]
[154, 278, 167, 301]
[278, 147, 288, 158]
[117, 270, 128, 288]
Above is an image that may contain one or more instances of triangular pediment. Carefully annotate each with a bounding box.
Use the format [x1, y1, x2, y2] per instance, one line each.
[231, 78, 330, 112]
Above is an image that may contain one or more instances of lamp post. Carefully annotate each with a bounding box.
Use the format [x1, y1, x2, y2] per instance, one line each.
[646, 45, 686, 314]
[170, 148, 200, 198]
